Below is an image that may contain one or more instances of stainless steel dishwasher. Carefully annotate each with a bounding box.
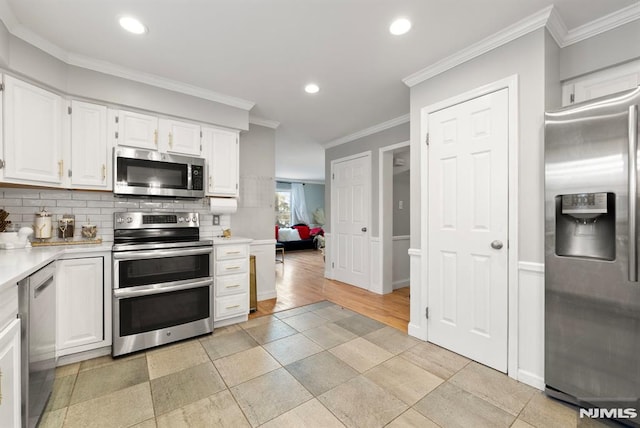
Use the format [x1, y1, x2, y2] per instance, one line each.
[18, 262, 56, 428]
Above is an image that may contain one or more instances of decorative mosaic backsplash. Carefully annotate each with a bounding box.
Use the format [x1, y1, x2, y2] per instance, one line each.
[0, 187, 230, 242]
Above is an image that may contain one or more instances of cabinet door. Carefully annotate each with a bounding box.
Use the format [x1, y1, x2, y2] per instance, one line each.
[56, 258, 104, 353]
[0, 319, 21, 428]
[3, 75, 64, 185]
[203, 127, 239, 196]
[70, 100, 110, 189]
[562, 59, 640, 106]
[117, 110, 159, 150]
[161, 119, 201, 156]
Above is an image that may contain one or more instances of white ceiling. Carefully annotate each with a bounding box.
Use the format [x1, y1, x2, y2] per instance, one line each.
[1, 0, 637, 182]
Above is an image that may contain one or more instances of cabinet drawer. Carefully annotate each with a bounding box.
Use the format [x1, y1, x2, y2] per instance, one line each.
[216, 273, 248, 297]
[216, 259, 248, 276]
[215, 293, 248, 319]
[215, 245, 248, 261]
[0, 285, 18, 332]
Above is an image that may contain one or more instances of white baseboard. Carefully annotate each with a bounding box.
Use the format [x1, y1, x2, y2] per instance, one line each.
[257, 291, 277, 301]
[392, 279, 410, 289]
[57, 346, 111, 366]
[518, 369, 545, 390]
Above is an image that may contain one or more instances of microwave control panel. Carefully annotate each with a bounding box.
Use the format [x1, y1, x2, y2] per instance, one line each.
[192, 165, 204, 190]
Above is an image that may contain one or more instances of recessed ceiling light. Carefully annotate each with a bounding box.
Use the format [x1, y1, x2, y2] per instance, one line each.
[389, 18, 411, 35]
[119, 16, 147, 35]
[305, 83, 320, 94]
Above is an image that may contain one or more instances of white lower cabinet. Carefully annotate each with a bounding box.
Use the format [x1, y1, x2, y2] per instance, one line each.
[56, 255, 111, 356]
[0, 319, 21, 428]
[214, 239, 251, 325]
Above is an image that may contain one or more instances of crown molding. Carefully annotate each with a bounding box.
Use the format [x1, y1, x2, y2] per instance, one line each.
[544, 6, 568, 47]
[403, 6, 553, 87]
[562, 2, 640, 47]
[323, 113, 410, 149]
[0, 1, 255, 111]
[249, 116, 280, 129]
[66, 52, 255, 110]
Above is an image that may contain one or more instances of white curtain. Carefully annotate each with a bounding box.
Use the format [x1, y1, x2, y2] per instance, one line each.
[291, 183, 311, 225]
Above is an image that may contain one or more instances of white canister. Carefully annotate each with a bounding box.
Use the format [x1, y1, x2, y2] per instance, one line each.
[34, 208, 52, 239]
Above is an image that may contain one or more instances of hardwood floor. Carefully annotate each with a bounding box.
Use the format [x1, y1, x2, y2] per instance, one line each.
[251, 249, 410, 332]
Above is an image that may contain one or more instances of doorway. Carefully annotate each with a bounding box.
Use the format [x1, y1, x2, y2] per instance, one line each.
[330, 153, 371, 289]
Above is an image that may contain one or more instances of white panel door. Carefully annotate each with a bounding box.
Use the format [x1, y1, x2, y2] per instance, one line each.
[117, 110, 159, 150]
[56, 257, 104, 353]
[332, 154, 370, 289]
[427, 88, 509, 372]
[70, 100, 109, 188]
[3, 75, 64, 184]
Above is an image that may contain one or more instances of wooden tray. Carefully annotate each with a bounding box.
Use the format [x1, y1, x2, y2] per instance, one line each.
[31, 238, 103, 247]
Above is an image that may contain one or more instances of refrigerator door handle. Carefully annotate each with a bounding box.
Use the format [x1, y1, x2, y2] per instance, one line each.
[629, 104, 638, 282]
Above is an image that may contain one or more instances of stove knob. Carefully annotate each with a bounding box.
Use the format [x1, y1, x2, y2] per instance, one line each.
[126, 217, 133, 224]
[178, 217, 185, 223]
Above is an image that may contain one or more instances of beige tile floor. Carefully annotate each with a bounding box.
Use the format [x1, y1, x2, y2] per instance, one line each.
[40, 301, 605, 428]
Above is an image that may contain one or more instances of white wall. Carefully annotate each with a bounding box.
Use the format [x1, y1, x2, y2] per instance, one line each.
[325, 122, 409, 237]
[393, 170, 410, 236]
[392, 236, 410, 289]
[559, 20, 640, 81]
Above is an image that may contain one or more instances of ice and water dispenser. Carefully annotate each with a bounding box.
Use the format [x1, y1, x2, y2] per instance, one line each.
[555, 192, 615, 261]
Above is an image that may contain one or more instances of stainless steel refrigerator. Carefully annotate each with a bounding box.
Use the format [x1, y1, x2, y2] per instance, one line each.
[545, 86, 640, 426]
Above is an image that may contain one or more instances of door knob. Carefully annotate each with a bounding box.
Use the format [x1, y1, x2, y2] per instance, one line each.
[361, 227, 367, 232]
[491, 240, 503, 250]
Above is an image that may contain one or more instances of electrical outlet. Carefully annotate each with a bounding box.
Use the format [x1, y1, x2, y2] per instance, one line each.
[213, 215, 220, 225]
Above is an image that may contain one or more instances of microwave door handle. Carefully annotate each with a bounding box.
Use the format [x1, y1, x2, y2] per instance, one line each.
[187, 164, 193, 191]
[629, 104, 638, 282]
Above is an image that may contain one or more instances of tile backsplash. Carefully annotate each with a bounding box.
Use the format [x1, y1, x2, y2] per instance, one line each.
[0, 187, 230, 242]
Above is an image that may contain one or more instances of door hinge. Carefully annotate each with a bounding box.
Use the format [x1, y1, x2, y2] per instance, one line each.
[332, 262, 335, 268]
[236, 183, 238, 189]
[115, 131, 119, 139]
[200, 144, 202, 152]
[425, 133, 429, 146]
[332, 173, 335, 180]
[68, 169, 72, 178]
[425, 307, 429, 319]
[115, 116, 119, 124]
[569, 93, 575, 103]
[0, 83, 4, 91]
[200, 130, 203, 138]
[67, 106, 72, 115]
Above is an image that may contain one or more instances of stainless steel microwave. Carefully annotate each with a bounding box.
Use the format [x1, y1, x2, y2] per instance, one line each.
[114, 147, 205, 198]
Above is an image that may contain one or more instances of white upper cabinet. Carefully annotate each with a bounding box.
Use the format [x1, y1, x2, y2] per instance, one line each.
[69, 100, 110, 189]
[116, 109, 159, 150]
[562, 59, 640, 106]
[202, 127, 239, 197]
[2, 75, 64, 185]
[159, 119, 201, 156]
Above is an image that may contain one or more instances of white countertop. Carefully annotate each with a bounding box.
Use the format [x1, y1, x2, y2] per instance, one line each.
[0, 242, 112, 291]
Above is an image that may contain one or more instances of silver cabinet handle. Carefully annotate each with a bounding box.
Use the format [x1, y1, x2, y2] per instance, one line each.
[629, 104, 638, 282]
[490, 240, 503, 250]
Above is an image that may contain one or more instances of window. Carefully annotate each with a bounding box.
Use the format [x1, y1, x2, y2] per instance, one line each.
[275, 190, 291, 227]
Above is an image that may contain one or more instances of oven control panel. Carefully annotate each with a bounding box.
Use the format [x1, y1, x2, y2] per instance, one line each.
[114, 212, 200, 229]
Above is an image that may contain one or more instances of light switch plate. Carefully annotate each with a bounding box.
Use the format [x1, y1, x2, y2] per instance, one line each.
[213, 215, 220, 225]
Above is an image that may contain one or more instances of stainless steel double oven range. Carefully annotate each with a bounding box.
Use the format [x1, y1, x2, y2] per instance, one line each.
[112, 212, 213, 356]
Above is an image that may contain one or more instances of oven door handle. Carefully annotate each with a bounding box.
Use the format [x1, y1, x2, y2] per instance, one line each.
[114, 278, 213, 299]
[113, 246, 213, 261]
